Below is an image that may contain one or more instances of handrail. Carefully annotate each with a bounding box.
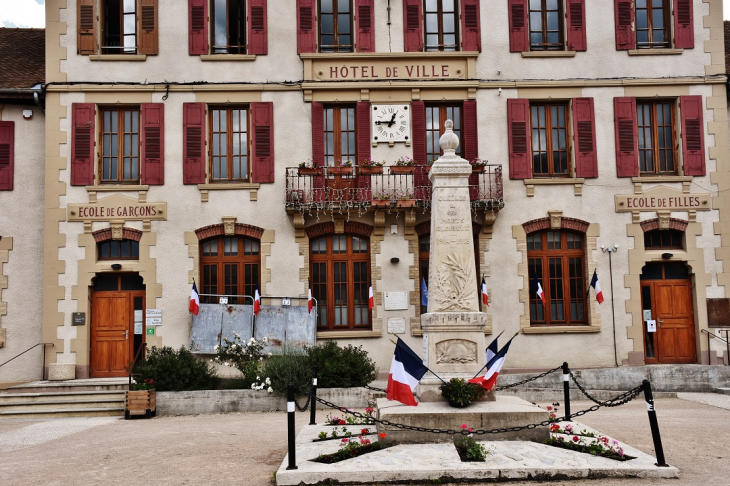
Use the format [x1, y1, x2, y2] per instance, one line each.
[701, 328, 730, 366]
[128, 342, 148, 388]
[0, 342, 54, 379]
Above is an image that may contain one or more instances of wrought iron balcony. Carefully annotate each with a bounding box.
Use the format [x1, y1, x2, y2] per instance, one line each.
[285, 165, 504, 212]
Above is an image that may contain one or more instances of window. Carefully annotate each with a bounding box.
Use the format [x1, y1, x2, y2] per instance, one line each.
[531, 102, 569, 177]
[319, 0, 353, 52]
[644, 229, 683, 249]
[529, 0, 563, 50]
[100, 107, 140, 184]
[426, 104, 462, 162]
[527, 230, 587, 326]
[212, 0, 247, 53]
[324, 106, 357, 166]
[210, 107, 250, 181]
[424, 0, 458, 51]
[77, 0, 158, 56]
[98, 239, 140, 260]
[0, 121, 14, 191]
[102, 0, 137, 54]
[200, 236, 260, 304]
[635, 0, 670, 49]
[637, 100, 676, 175]
[311, 234, 370, 330]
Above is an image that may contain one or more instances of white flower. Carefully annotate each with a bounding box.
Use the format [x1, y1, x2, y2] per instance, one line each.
[265, 377, 271, 385]
[214, 345, 219, 351]
[267, 387, 273, 393]
[262, 337, 268, 342]
[249, 337, 255, 344]
[256, 376, 260, 380]
[259, 357, 263, 361]
[267, 352, 272, 357]
[250, 383, 256, 389]
[233, 331, 240, 338]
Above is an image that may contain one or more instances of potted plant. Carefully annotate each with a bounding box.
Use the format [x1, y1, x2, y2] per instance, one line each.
[329, 159, 354, 175]
[470, 158, 487, 173]
[358, 157, 385, 175]
[298, 159, 322, 175]
[439, 378, 484, 408]
[371, 191, 393, 208]
[390, 156, 415, 174]
[395, 189, 416, 208]
[125, 378, 156, 419]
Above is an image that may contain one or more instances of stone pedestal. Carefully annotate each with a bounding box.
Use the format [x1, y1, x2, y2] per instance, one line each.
[376, 396, 548, 444]
[48, 363, 75, 381]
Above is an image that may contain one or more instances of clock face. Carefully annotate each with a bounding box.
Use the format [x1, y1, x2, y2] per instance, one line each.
[372, 105, 410, 143]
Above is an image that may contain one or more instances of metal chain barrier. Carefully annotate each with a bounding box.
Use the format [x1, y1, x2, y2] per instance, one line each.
[293, 374, 314, 412]
[569, 372, 644, 407]
[495, 365, 563, 391]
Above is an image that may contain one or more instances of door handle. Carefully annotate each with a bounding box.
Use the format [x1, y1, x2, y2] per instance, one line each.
[124, 330, 129, 339]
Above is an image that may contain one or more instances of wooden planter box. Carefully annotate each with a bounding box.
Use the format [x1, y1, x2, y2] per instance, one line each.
[471, 165, 486, 173]
[390, 166, 415, 175]
[298, 167, 322, 176]
[358, 166, 384, 175]
[396, 199, 416, 208]
[329, 166, 353, 175]
[371, 199, 392, 208]
[125, 389, 156, 419]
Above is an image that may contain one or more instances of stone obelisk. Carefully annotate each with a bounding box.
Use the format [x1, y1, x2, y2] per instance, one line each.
[418, 120, 488, 401]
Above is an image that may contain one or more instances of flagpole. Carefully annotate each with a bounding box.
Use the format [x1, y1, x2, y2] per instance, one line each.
[601, 245, 620, 367]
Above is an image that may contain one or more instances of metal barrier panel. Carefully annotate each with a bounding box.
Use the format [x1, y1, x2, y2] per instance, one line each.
[254, 306, 316, 353]
[220, 305, 254, 343]
[190, 304, 253, 353]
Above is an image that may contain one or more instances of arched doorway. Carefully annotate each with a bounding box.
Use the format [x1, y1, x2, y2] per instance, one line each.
[640, 262, 696, 364]
[90, 273, 146, 377]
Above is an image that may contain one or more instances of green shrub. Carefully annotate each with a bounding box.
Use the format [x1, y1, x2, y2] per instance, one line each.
[133, 345, 220, 392]
[439, 378, 484, 408]
[307, 341, 378, 388]
[262, 346, 310, 394]
[455, 436, 488, 462]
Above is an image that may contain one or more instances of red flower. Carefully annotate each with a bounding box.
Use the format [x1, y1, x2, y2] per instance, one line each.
[361, 428, 369, 435]
[550, 424, 560, 432]
[378, 433, 387, 439]
[572, 436, 579, 443]
[547, 406, 553, 411]
[341, 438, 349, 443]
[339, 420, 346, 425]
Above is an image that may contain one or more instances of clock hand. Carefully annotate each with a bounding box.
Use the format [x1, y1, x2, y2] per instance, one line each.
[387, 113, 396, 127]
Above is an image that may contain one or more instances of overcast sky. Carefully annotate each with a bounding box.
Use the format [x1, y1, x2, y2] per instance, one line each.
[0, 0, 729, 29]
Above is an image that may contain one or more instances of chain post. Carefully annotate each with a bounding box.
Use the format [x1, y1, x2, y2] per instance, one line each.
[642, 379, 668, 467]
[309, 365, 318, 425]
[562, 362, 571, 421]
[286, 382, 298, 470]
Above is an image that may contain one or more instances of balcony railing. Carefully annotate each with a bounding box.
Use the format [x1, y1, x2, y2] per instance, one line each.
[285, 165, 504, 211]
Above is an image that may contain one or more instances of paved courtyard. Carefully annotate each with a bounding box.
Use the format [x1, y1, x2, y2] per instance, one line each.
[0, 394, 728, 485]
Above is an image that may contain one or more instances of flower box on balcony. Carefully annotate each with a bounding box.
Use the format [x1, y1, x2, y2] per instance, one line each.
[371, 199, 392, 208]
[329, 167, 353, 176]
[396, 199, 416, 208]
[358, 166, 384, 175]
[471, 165, 485, 173]
[298, 167, 322, 176]
[390, 166, 415, 175]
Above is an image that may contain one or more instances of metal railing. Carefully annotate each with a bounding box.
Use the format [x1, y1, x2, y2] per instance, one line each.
[0, 342, 54, 380]
[701, 328, 730, 365]
[285, 165, 504, 210]
[128, 342, 147, 388]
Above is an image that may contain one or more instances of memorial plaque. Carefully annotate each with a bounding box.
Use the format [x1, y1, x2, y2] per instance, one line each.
[388, 318, 406, 334]
[384, 292, 409, 310]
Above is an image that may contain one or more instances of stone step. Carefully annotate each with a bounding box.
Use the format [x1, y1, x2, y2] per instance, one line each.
[714, 387, 730, 395]
[0, 407, 125, 420]
[0, 390, 126, 404]
[0, 398, 124, 412]
[1, 378, 130, 395]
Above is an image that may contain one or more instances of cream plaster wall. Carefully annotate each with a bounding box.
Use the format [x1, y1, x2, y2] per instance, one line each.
[0, 105, 45, 383]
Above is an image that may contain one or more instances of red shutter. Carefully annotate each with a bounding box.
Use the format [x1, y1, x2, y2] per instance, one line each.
[297, 0, 317, 54]
[356, 102, 372, 200]
[251, 102, 275, 183]
[614, 0, 635, 50]
[566, 0, 587, 52]
[411, 101, 427, 198]
[311, 102, 325, 201]
[460, 0, 481, 52]
[137, 0, 158, 55]
[613, 97, 638, 177]
[356, 0, 375, 53]
[680, 96, 705, 176]
[403, 0, 423, 52]
[572, 98, 597, 178]
[77, 0, 97, 55]
[183, 103, 206, 184]
[71, 103, 96, 186]
[188, 0, 208, 55]
[508, 0, 529, 53]
[507, 99, 531, 180]
[141, 103, 164, 185]
[673, 0, 694, 49]
[464, 100, 479, 200]
[248, 0, 268, 55]
[0, 122, 14, 191]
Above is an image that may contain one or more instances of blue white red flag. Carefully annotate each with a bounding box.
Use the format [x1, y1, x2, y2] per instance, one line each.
[189, 281, 200, 316]
[421, 277, 428, 308]
[469, 337, 514, 391]
[485, 334, 499, 365]
[253, 287, 261, 315]
[368, 282, 374, 311]
[589, 269, 604, 304]
[531, 275, 546, 305]
[386, 338, 428, 406]
[308, 279, 313, 314]
[481, 277, 489, 307]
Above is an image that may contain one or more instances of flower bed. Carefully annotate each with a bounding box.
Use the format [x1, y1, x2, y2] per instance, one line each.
[312, 432, 389, 464]
[544, 423, 634, 461]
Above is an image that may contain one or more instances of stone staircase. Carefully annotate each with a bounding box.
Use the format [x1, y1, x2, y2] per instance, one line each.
[0, 378, 128, 419]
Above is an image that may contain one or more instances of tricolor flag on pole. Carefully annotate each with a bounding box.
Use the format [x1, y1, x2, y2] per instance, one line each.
[189, 281, 200, 316]
[253, 287, 261, 315]
[368, 281, 374, 311]
[420, 277, 428, 308]
[485, 334, 499, 365]
[481, 276, 489, 307]
[589, 269, 604, 304]
[531, 275, 546, 305]
[386, 338, 429, 406]
[308, 279, 314, 314]
[469, 336, 515, 391]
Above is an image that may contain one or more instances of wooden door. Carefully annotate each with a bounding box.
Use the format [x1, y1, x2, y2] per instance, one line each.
[91, 293, 132, 377]
[654, 280, 696, 363]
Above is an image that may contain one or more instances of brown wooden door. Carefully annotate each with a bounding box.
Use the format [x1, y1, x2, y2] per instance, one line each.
[91, 293, 132, 377]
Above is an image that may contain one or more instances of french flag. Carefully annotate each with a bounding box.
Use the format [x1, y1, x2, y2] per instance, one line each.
[386, 338, 428, 406]
[368, 282, 374, 311]
[532, 275, 546, 305]
[589, 269, 604, 304]
[469, 337, 514, 391]
[485, 334, 499, 365]
[308, 279, 314, 314]
[481, 277, 489, 307]
[253, 287, 261, 315]
[189, 281, 200, 316]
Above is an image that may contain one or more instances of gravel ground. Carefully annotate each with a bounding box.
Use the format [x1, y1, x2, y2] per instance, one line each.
[0, 395, 728, 486]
